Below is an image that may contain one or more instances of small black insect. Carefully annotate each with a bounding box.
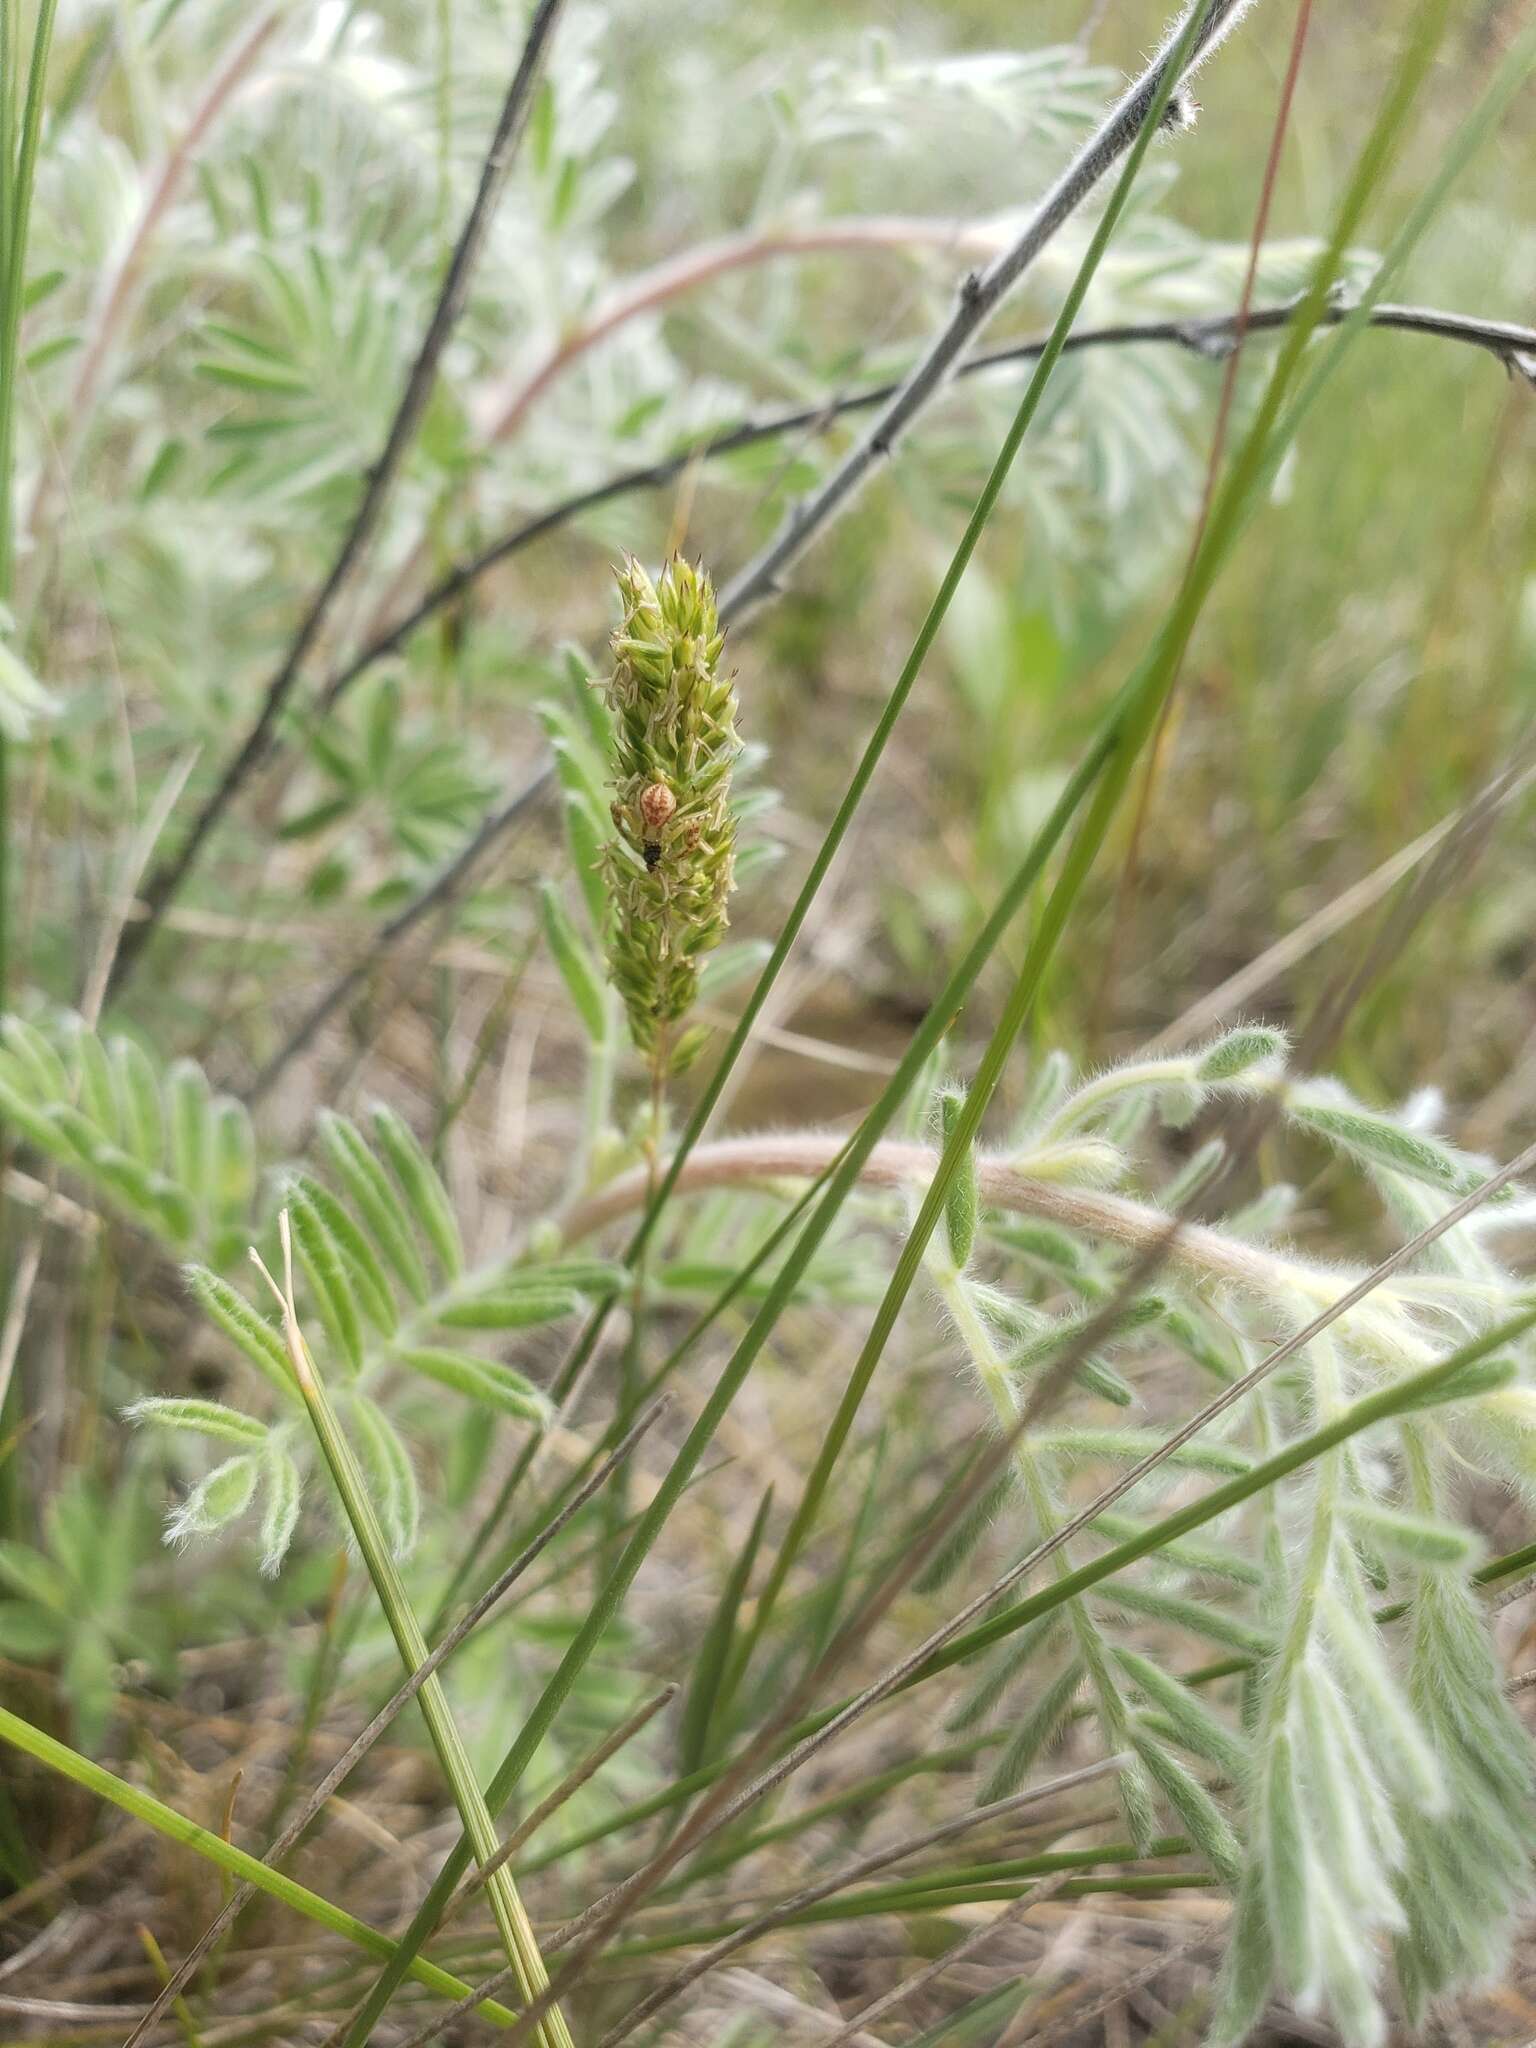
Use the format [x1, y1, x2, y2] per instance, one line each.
[643, 840, 663, 871]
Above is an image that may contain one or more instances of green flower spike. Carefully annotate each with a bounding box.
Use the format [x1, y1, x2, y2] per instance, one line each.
[600, 555, 741, 1062]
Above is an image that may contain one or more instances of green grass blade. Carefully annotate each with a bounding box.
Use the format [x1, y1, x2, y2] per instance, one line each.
[0, 1702, 516, 2022]
[677, 1483, 773, 1779]
[0, 0, 59, 1008]
[526, 0, 1257, 1447]
[730, 0, 1459, 1694]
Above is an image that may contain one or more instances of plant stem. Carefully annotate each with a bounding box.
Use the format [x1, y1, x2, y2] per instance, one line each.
[254, 1225, 572, 2048]
[716, 0, 1260, 621]
[560, 1131, 1338, 1300]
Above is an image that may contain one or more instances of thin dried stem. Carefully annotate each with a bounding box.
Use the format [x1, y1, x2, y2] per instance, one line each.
[448, 1683, 678, 1920]
[715, 0, 1263, 623]
[819, 1874, 1076, 2048]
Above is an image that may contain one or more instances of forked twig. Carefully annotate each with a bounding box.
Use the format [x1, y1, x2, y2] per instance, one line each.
[714, 0, 1262, 623]
[321, 296, 1536, 720]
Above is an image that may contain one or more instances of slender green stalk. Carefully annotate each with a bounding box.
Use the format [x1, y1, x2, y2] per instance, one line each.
[0, 0, 59, 1011]
[0, 1701, 517, 2020]
[607, 1872, 1218, 1960]
[727, 0, 1229, 1689]
[340, 23, 1247, 2031]
[0, 0, 56, 591]
[730, 0, 1458, 1695]
[614, 1837, 1193, 1954]
[0, 3, 13, 309]
[252, 1222, 572, 2048]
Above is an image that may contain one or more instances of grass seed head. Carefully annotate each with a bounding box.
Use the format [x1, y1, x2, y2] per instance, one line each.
[600, 555, 741, 1057]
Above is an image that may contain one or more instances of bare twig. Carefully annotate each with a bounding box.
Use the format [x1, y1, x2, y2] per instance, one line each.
[714, 0, 1263, 624]
[243, 293, 1536, 1081]
[115, 1395, 665, 2048]
[110, 0, 568, 993]
[319, 296, 1536, 718]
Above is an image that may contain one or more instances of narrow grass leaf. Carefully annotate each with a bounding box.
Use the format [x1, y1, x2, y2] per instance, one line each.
[679, 1485, 773, 1776]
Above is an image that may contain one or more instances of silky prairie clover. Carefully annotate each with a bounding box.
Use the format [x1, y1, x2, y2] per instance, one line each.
[599, 556, 741, 1060]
